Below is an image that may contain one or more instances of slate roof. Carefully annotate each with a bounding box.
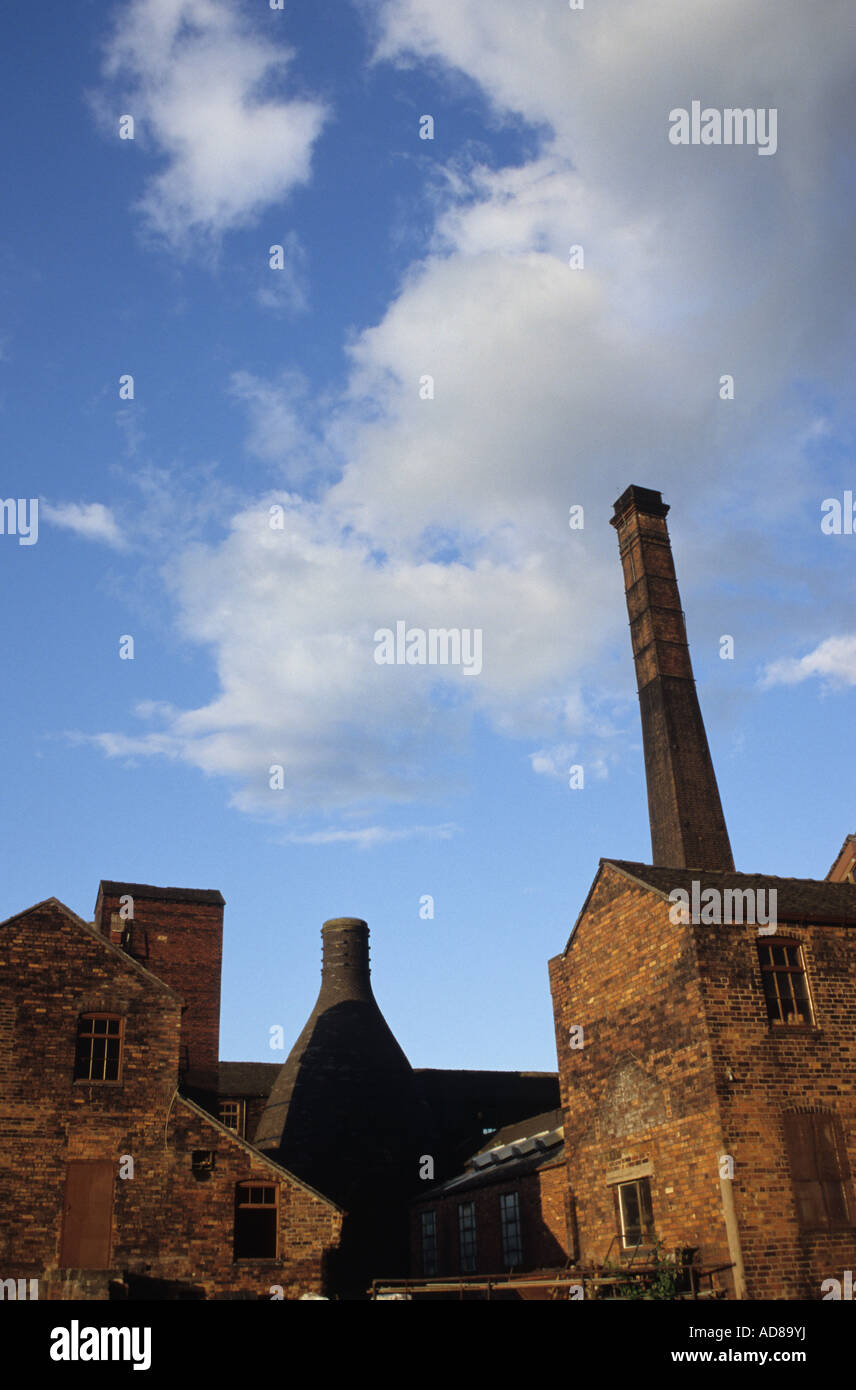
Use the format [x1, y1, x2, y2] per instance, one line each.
[218, 1062, 282, 1096]
[415, 1109, 565, 1201]
[607, 860, 856, 924]
[475, 1108, 563, 1154]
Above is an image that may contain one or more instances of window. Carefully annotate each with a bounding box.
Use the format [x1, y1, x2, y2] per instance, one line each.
[191, 1150, 215, 1178]
[457, 1201, 477, 1274]
[74, 1015, 123, 1082]
[421, 1211, 438, 1276]
[783, 1112, 852, 1230]
[500, 1192, 522, 1269]
[758, 942, 813, 1026]
[234, 1183, 278, 1259]
[615, 1178, 655, 1251]
[219, 1099, 246, 1137]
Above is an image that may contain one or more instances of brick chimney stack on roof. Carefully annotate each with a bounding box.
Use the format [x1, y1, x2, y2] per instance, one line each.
[611, 485, 735, 871]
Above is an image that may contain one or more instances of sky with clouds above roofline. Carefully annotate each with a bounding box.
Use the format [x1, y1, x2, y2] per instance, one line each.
[1, 0, 854, 1070]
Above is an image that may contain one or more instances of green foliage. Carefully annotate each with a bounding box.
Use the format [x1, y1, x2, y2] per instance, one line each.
[600, 1241, 680, 1300]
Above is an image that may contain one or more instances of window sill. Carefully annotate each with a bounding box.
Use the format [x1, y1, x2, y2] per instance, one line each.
[767, 1025, 821, 1036]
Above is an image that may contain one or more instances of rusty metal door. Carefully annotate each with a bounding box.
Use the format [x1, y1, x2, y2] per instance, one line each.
[59, 1160, 114, 1268]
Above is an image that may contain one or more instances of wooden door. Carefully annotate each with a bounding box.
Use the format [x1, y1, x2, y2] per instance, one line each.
[59, 1160, 114, 1268]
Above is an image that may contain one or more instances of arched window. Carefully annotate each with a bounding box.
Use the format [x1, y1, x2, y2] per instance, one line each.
[74, 1014, 123, 1082]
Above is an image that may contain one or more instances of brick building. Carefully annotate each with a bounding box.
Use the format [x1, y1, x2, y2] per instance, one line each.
[0, 889, 556, 1299]
[547, 486, 856, 1299]
[0, 891, 343, 1300]
[4, 479, 850, 1302]
[411, 1109, 570, 1288]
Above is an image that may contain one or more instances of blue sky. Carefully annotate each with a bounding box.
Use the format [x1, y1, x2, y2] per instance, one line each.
[1, 0, 854, 1072]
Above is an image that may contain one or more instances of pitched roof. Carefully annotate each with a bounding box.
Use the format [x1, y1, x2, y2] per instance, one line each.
[0, 897, 182, 1000]
[475, 1108, 563, 1154]
[827, 834, 856, 882]
[176, 1095, 343, 1212]
[218, 1062, 281, 1096]
[606, 860, 856, 924]
[415, 1110, 565, 1201]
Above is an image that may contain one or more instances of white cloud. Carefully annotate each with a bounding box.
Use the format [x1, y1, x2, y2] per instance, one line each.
[99, 0, 328, 245]
[42, 501, 128, 549]
[761, 636, 856, 689]
[88, 0, 856, 827]
[230, 369, 327, 480]
[88, 497, 614, 816]
[286, 823, 457, 849]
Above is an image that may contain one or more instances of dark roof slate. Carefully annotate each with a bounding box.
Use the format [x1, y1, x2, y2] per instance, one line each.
[605, 860, 856, 923]
[475, 1108, 563, 1154]
[218, 1062, 281, 1096]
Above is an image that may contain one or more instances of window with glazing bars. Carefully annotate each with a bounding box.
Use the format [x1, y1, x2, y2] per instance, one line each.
[421, 1210, 438, 1276]
[758, 942, 813, 1025]
[234, 1183, 278, 1259]
[74, 1015, 123, 1082]
[500, 1191, 522, 1268]
[615, 1177, 655, 1251]
[457, 1201, 477, 1273]
[218, 1099, 245, 1136]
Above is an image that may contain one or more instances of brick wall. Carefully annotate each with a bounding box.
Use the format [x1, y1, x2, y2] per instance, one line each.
[694, 915, 856, 1298]
[0, 899, 342, 1299]
[94, 883, 224, 1104]
[411, 1162, 570, 1278]
[549, 865, 734, 1286]
[549, 862, 856, 1298]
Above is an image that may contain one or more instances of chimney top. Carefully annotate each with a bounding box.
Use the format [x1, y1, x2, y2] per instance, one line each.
[611, 484, 670, 524]
[318, 916, 373, 1003]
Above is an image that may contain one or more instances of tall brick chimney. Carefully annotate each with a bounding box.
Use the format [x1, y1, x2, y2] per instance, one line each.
[611, 486, 735, 871]
[94, 881, 224, 1106]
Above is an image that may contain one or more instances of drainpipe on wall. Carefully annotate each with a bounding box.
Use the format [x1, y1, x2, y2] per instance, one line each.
[719, 1164, 748, 1299]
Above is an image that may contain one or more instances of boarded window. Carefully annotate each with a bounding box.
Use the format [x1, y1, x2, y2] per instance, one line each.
[60, 1161, 114, 1268]
[74, 1015, 123, 1082]
[783, 1112, 851, 1230]
[234, 1183, 278, 1259]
